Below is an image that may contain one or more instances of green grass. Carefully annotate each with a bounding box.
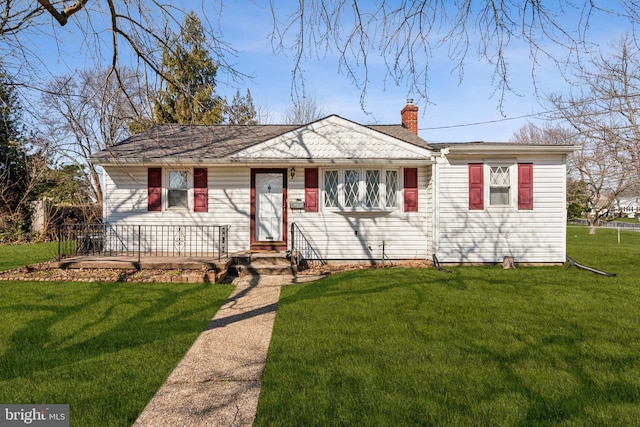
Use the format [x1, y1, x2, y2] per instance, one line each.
[611, 217, 640, 224]
[0, 241, 58, 271]
[0, 281, 233, 426]
[255, 226, 640, 426]
[2, 228, 639, 426]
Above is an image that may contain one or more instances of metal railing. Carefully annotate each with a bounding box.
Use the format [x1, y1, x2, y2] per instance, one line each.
[290, 222, 326, 265]
[58, 223, 230, 261]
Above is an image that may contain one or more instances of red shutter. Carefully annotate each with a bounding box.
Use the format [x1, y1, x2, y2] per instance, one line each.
[518, 163, 534, 210]
[468, 163, 484, 210]
[305, 168, 319, 212]
[194, 168, 208, 212]
[148, 168, 162, 212]
[404, 168, 418, 212]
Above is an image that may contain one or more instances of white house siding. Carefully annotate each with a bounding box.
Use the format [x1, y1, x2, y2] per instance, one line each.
[288, 165, 430, 261]
[103, 163, 430, 260]
[103, 166, 252, 254]
[435, 157, 567, 264]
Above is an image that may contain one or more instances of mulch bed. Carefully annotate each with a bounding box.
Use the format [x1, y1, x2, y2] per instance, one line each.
[0, 260, 433, 283]
[0, 262, 221, 283]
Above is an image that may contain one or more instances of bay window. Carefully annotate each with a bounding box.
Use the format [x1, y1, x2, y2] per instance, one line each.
[322, 167, 400, 210]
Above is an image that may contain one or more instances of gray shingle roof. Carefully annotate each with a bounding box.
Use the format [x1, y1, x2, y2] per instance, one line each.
[366, 124, 431, 149]
[91, 123, 300, 162]
[90, 115, 433, 163]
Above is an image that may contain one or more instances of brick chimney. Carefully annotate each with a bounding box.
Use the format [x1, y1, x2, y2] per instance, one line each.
[401, 98, 419, 135]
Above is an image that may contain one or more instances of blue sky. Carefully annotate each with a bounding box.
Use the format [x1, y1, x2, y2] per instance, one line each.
[15, 1, 636, 143]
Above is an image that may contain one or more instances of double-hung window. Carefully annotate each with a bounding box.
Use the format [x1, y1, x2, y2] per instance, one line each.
[469, 163, 534, 210]
[489, 166, 510, 206]
[168, 170, 188, 209]
[147, 168, 208, 212]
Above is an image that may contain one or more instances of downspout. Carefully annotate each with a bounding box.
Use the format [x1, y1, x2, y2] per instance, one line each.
[432, 160, 440, 258]
[561, 157, 568, 261]
[101, 167, 107, 223]
[432, 147, 449, 260]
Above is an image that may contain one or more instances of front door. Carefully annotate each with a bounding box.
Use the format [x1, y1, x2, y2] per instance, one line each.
[251, 169, 287, 250]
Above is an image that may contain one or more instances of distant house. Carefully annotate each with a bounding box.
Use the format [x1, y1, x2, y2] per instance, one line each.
[90, 100, 578, 264]
[613, 197, 640, 217]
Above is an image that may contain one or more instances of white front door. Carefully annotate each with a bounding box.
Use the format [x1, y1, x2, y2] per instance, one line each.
[255, 172, 284, 242]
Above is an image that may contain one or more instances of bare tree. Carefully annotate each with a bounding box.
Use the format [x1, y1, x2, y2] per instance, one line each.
[5, 1, 640, 111]
[281, 93, 327, 124]
[572, 134, 631, 232]
[1, 2, 239, 98]
[269, 1, 640, 108]
[548, 36, 640, 231]
[39, 68, 147, 204]
[510, 122, 576, 145]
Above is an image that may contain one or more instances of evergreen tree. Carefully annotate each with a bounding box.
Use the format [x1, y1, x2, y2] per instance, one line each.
[154, 12, 224, 125]
[0, 66, 29, 223]
[37, 164, 93, 205]
[226, 89, 258, 125]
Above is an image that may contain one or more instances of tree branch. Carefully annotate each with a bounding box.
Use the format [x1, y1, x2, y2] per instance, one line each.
[36, 0, 88, 26]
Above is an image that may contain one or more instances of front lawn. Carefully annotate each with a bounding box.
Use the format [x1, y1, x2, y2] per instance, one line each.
[256, 226, 640, 426]
[0, 281, 233, 426]
[0, 241, 58, 271]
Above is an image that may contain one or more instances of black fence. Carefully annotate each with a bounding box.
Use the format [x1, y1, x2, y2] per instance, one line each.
[58, 223, 230, 261]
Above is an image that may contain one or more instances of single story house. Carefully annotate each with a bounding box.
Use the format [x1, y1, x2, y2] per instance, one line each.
[91, 100, 578, 264]
[613, 197, 640, 217]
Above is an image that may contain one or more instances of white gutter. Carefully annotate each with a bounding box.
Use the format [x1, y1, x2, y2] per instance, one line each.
[443, 144, 580, 156]
[91, 157, 437, 167]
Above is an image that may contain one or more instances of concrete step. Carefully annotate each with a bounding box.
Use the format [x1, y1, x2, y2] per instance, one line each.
[235, 264, 297, 276]
[231, 252, 295, 276]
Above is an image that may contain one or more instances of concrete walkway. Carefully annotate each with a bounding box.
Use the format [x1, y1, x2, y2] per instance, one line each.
[133, 274, 322, 427]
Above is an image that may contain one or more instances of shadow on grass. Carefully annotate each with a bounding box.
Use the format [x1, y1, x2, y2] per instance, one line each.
[0, 282, 230, 382]
[469, 317, 640, 425]
[276, 266, 519, 305]
[259, 264, 640, 426]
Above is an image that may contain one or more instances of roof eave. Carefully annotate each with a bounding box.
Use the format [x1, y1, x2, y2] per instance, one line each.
[91, 157, 436, 166]
[443, 144, 581, 156]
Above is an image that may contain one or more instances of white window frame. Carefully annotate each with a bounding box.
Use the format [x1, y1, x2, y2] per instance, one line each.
[385, 169, 399, 209]
[344, 169, 361, 208]
[486, 163, 516, 209]
[323, 169, 340, 209]
[321, 167, 400, 211]
[166, 169, 192, 211]
[365, 169, 381, 208]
